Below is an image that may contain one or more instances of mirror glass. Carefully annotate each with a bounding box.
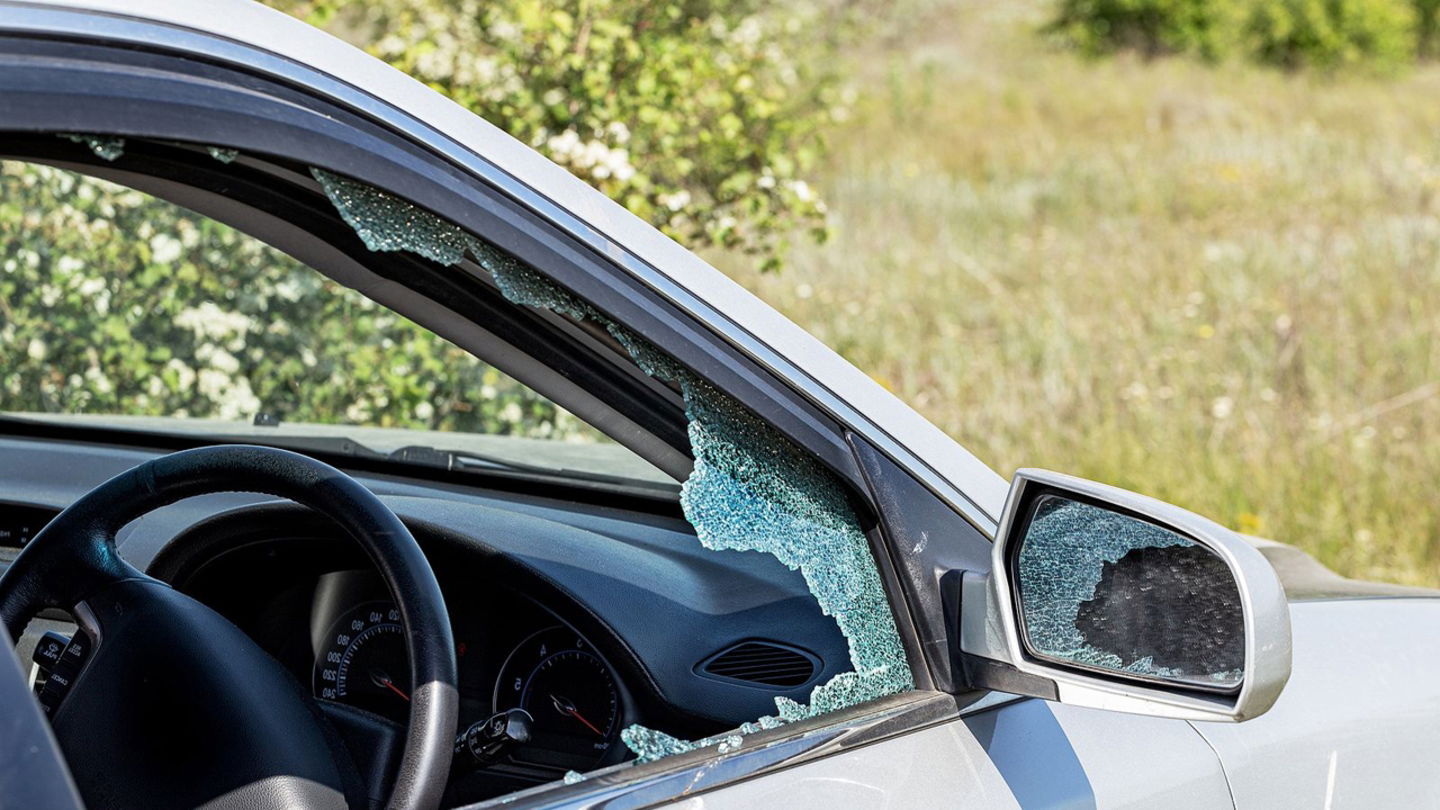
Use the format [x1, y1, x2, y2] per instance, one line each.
[1013, 495, 1244, 689]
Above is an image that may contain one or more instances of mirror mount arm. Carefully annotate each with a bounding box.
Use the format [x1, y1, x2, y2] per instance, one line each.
[951, 569, 1060, 699]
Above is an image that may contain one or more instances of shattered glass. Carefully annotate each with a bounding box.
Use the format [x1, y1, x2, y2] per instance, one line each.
[1016, 496, 1244, 686]
[58, 133, 125, 162]
[207, 147, 240, 164]
[312, 168, 471, 265]
[311, 169, 915, 766]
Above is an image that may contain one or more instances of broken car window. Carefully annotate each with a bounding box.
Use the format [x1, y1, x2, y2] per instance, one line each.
[313, 168, 916, 765]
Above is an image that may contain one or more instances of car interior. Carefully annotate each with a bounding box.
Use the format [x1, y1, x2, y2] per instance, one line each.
[0, 142, 889, 809]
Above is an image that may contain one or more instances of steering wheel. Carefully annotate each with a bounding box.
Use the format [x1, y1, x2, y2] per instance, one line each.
[0, 445, 458, 810]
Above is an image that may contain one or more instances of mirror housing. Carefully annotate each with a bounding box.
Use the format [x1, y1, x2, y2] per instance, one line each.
[958, 469, 1291, 722]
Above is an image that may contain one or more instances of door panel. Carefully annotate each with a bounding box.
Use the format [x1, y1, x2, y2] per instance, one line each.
[1043, 702, 1233, 809]
[1193, 599, 1440, 809]
[669, 698, 1231, 810]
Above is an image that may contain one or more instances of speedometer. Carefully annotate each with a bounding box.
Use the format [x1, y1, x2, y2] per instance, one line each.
[313, 601, 411, 722]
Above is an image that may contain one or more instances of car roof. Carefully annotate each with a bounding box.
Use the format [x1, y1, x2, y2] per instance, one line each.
[0, 0, 1009, 528]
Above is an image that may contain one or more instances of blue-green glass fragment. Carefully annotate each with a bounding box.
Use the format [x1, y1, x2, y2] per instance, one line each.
[311, 168, 470, 265]
[59, 133, 125, 162]
[309, 168, 915, 765]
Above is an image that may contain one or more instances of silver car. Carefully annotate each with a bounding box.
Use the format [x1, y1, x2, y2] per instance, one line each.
[1, 2, 1437, 809]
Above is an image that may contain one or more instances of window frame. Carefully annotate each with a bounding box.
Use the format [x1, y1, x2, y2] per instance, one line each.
[0, 20, 1005, 806]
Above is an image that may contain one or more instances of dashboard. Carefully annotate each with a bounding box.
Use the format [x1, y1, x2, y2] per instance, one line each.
[0, 436, 855, 806]
[153, 515, 650, 801]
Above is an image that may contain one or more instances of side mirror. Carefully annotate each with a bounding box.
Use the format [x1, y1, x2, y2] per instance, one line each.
[959, 469, 1291, 722]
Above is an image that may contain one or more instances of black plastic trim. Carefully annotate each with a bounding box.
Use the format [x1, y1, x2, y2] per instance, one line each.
[696, 640, 821, 689]
[848, 434, 992, 694]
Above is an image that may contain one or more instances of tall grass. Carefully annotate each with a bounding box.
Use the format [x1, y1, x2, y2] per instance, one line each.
[713, 2, 1440, 585]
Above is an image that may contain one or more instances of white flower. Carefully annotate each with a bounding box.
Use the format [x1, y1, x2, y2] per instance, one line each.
[1211, 396, 1234, 420]
[219, 380, 259, 421]
[732, 16, 762, 47]
[206, 348, 241, 375]
[416, 48, 451, 80]
[345, 401, 371, 423]
[500, 402, 523, 424]
[26, 338, 46, 360]
[76, 277, 106, 297]
[165, 358, 196, 391]
[56, 256, 84, 275]
[658, 190, 692, 212]
[195, 370, 258, 420]
[150, 234, 183, 264]
[414, 402, 435, 421]
[174, 302, 254, 340]
[273, 278, 304, 303]
[83, 365, 113, 395]
[606, 150, 636, 182]
[545, 129, 583, 160]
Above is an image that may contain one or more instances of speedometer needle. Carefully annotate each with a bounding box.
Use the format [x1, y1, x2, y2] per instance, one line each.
[550, 694, 603, 737]
[372, 670, 410, 702]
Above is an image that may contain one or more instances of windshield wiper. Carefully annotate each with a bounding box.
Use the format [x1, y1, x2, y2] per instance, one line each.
[386, 444, 552, 475]
[231, 436, 547, 476]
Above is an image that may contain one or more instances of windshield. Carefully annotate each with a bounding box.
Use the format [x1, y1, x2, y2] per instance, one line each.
[0, 160, 673, 490]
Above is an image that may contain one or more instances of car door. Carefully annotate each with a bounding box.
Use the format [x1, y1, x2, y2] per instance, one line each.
[0, 5, 1280, 809]
[674, 699, 1233, 810]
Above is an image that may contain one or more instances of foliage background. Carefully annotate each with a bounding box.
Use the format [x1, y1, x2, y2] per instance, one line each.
[2, 0, 1439, 586]
[276, 0, 847, 270]
[1, 0, 848, 439]
[716, 0, 1440, 586]
[0, 162, 586, 438]
[1048, 0, 1426, 72]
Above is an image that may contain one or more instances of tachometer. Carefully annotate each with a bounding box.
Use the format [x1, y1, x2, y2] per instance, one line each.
[314, 601, 411, 721]
[494, 626, 620, 769]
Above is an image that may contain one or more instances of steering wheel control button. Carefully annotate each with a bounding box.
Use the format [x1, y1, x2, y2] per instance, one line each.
[62, 633, 89, 663]
[34, 632, 90, 716]
[32, 631, 70, 671]
[37, 671, 71, 715]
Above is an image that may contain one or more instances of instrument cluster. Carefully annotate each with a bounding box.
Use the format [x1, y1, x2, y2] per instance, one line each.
[306, 571, 628, 775]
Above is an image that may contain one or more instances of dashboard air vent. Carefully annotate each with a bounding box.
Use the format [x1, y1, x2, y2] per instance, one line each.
[698, 641, 819, 688]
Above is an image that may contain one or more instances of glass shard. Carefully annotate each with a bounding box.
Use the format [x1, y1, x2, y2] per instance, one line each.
[59, 133, 124, 162]
[311, 168, 470, 265]
[311, 169, 915, 765]
[1016, 496, 1244, 685]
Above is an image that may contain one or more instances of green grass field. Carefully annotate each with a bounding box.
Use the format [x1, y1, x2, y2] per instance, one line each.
[712, 2, 1440, 586]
